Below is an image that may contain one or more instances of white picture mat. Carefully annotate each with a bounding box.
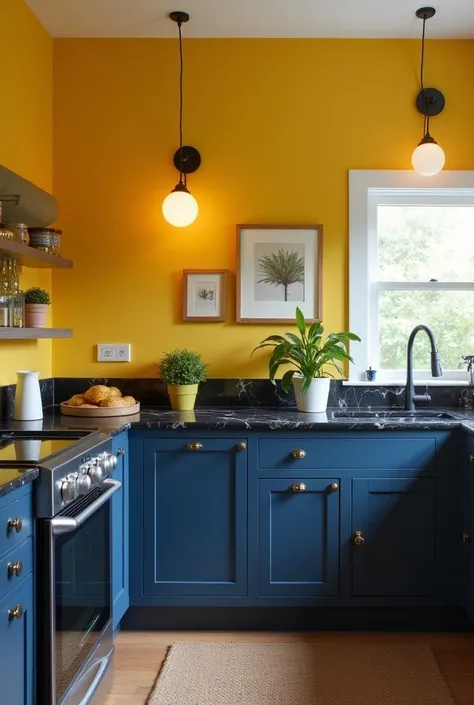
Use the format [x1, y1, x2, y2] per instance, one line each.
[239, 228, 318, 320]
[186, 273, 221, 317]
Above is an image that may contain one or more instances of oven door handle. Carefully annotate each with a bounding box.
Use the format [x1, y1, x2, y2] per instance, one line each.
[50, 479, 122, 535]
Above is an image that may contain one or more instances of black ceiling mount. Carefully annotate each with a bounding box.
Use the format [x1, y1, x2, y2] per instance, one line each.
[416, 87, 445, 116]
[416, 7, 436, 20]
[173, 146, 201, 174]
[169, 11, 190, 25]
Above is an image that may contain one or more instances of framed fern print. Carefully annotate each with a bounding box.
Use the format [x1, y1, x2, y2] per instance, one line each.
[183, 270, 228, 322]
[236, 225, 323, 323]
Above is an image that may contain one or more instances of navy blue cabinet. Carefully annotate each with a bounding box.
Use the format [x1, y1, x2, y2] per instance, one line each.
[0, 574, 34, 705]
[112, 431, 129, 629]
[352, 478, 436, 597]
[129, 429, 461, 612]
[138, 436, 247, 600]
[258, 478, 340, 597]
[465, 446, 474, 624]
[0, 485, 34, 705]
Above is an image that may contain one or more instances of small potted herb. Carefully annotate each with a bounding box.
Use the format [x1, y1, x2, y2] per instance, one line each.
[24, 287, 51, 328]
[253, 307, 360, 413]
[158, 348, 207, 411]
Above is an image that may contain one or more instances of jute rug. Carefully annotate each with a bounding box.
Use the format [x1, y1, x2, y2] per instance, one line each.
[147, 642, 456, 704]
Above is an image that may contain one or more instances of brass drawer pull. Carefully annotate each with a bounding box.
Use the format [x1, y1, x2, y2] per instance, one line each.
[291, 482, 307, 493]
[236, 442, 247, 452]
[8, 604, 23, 621]
[7, 517, 23, 534]
[187, 442, 203, 451]
[117, 448, 125, 456]
[291, 449, 306, 459]
[329, 483, 339, 492]
[7, 561, 23, 579]
[353, 531, 365, 546]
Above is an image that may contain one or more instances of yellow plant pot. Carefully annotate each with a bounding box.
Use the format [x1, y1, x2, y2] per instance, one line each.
[167, 384, 199, 411]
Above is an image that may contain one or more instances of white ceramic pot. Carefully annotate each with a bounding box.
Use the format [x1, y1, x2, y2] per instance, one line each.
[292, 376, 330, 413]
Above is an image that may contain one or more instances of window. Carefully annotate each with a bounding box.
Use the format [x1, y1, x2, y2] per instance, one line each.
[349, 170, 474, 383]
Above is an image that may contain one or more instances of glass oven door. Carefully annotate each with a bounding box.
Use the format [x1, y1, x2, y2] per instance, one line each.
[37, 479, 121, 705]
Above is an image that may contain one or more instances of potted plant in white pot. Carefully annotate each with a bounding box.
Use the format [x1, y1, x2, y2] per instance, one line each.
[24, 287, 51, 328]
[253, 307, 360, 413]
[158, 348, 207, 411]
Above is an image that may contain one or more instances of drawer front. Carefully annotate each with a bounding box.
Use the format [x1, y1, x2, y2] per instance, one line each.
[0, 537, 33, 603]
[258, 437, 437, 471]
[0, 493, 33, 558]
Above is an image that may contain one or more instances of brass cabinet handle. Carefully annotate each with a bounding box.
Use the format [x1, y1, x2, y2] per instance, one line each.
[353, 531, 365, 546]
[329, 483, 339, 492]
[470, 455, 474, 464]
[7, 517, 22, 534]
[7, 561, 23, 579]
[8, 604, 23, 621]
[291, 449, 306, 459]
[236, 442, 247, 452]
[463, 532, 471, 543]
[117, 448, 125, 456]
[291, 482, 307, 493]
[187, 442, 203, 451]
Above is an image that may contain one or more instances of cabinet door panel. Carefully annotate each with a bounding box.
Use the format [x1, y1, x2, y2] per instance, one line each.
[0, 574, 33, 705]
[352, 478, 435, 597]
[258, 478, 339, 597]
[112, 432, 129, 629]
[143, 438, 247, 596]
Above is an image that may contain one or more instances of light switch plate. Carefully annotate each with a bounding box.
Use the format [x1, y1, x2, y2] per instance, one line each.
[97, 344, 131, 362]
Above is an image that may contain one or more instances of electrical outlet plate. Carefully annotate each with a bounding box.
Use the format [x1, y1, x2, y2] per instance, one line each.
[97, 344, 131, 362]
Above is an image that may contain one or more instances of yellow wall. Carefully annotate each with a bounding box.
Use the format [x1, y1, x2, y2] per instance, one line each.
[52, 38, 474, 378]
[0, 0, 53, 384]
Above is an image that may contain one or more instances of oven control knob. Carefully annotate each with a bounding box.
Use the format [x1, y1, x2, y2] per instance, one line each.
[110, 453, 118, 470]
[61, 475, 78, 502]
[97, 452, 114, 474]
[87, 461, 103, 483]
[77, 473, 92, 495]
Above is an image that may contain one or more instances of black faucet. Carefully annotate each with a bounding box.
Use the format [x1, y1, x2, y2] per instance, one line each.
[405, 325, 442, 411]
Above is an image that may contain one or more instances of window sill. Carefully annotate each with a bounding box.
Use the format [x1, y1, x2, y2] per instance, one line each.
[344, 380, 470, 387]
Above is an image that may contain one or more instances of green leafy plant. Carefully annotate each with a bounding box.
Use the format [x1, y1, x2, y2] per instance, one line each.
[158, 348, 208, 386]
[253, 307, 361, 395]
[257, 249, 304, 302]
[24, 287, 51, 305]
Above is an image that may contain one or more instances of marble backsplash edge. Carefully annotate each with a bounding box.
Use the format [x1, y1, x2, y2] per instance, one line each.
[53, 378, 472, 411]
[0, 378, 471, 418]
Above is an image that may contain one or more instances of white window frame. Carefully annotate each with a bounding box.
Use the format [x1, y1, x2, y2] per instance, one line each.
[349, 170, 474, 385]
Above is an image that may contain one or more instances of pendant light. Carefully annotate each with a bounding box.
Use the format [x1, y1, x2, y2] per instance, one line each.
[411, 7, 446, 176]
[162, 11, 201, 227]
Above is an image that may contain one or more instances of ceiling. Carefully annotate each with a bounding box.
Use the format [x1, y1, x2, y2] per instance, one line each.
[25, 0, 474, 39]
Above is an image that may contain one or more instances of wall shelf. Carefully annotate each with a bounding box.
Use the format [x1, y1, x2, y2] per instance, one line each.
[0, 328, 72, 339]
[0, 239, 73, 268]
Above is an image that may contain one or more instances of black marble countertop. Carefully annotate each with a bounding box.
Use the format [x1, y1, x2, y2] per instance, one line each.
[1, 405, 474, 499]
[0, 467, 39, 500]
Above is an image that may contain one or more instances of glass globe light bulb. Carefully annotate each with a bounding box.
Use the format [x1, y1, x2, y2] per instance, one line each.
[162, 186, 198, 227]
[411, 137, 445, 177]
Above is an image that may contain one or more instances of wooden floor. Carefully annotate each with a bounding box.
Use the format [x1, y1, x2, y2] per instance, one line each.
[104, 631, 474, 705]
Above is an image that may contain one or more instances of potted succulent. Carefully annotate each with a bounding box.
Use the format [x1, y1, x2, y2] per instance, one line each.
[158, 348, 207, 411]
[253, 307, 360, 413]
[24, 287, 51, 328]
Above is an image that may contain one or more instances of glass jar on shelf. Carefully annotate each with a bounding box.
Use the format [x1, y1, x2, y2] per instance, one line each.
[0, 202, 14, 241]
[6, 223, 29, 246]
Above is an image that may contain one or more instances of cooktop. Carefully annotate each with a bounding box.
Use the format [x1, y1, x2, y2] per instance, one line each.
[0, 431, 96, 465]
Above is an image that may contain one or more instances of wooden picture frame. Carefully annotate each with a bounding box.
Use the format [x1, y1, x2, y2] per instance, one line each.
[182, 269, 228, 322]
[236, 224, 323, 323]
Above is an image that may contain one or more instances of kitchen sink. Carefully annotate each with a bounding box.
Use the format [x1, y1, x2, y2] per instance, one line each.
[332, 410, 457, 420]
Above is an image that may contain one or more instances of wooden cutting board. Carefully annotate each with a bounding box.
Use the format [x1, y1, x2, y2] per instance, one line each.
[60, 402, 140, 417]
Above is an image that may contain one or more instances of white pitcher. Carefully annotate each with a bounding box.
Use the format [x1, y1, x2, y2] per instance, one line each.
[13, 370, 43, 421]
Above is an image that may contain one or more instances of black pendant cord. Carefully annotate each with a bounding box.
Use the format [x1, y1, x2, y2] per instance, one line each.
[419, 15, 429, 137]
[178, 20, 184, 185]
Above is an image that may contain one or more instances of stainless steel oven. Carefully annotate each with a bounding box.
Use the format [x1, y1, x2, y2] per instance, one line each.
[37, 478, 120, 705]
[0, 431, 120, 705]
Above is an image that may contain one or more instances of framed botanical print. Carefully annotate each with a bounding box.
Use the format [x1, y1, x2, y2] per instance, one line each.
[236, 224, 323, 323]
[183, 269, 228, 322]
